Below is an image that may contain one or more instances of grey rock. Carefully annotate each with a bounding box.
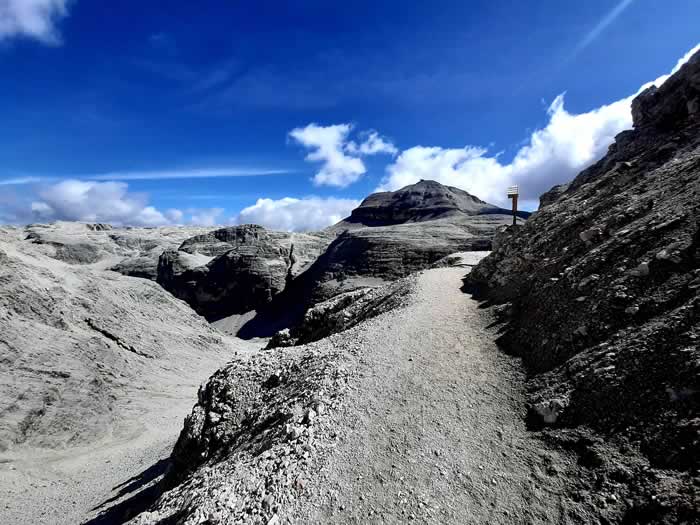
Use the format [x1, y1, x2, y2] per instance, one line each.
[156, 225, 331, 320]
[469, 48, 700, 519]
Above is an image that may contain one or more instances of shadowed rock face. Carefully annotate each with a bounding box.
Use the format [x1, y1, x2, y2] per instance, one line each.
[469, 49, 700, 523]
[157, 225, 331, 320]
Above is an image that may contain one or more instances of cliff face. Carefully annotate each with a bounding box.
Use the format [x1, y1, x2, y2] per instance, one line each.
[469, 50, 700, 521]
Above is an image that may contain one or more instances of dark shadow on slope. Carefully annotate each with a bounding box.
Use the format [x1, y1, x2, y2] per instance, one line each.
[82, 458, 170, 525]
[235, 305, 305, 339]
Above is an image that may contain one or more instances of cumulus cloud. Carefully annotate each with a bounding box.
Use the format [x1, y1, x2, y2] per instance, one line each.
[0, 0, 71, 44]
[19, 179, 227, 227]
[289, 123, 396, 187]
[29, 180, 172, 226]
[235, 196, 359, 232]
[188, 207, 224, 227]
[379, 43, 700, 207]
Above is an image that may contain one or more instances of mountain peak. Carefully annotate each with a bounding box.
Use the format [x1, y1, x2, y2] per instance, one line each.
[340, 179, 518, 227]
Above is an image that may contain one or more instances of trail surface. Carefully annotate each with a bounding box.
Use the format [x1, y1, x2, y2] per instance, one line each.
[295, 267, 581, 523]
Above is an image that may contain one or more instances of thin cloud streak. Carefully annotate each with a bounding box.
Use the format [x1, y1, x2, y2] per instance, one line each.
[88, 167, 293, 181]
[0, 167, 293, 186]
[570, 0, 635, 59]
[0, 177, 53, 185]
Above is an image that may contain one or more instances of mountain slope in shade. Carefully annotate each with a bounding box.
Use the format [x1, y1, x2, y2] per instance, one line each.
[468, 48, 700, 523]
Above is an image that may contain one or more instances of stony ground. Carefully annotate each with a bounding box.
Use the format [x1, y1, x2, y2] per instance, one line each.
[290, 267, 592, 524]
[131, 265, 609, 524]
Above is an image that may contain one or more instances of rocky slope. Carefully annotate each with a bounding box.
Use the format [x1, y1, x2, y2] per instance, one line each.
[0, 223, 250, 525]
[23, 221, 210, 279]
[468, 49, 700, 522]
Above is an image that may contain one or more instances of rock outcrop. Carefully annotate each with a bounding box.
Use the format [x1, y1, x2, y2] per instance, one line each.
[468, 49, 700, 522]
[157, 225, 331, 320]
[22, 221, 211, 279]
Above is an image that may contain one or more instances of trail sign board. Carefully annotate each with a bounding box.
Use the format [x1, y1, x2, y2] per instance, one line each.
[507, 186, 519, 225]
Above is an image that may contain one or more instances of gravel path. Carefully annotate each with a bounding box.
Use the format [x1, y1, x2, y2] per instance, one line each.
[296, 267, 581, 523]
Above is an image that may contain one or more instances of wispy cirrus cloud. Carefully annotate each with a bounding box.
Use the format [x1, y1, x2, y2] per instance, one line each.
[0, 166, 292, 186]
[87, 167, 292, 181]
[569, 0, 635, 60]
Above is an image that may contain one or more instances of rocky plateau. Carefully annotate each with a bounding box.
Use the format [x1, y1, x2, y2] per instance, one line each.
[0, 51, 698, 525]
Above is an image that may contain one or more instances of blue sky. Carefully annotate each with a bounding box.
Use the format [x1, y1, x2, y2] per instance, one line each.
[1, 0, 699, 229]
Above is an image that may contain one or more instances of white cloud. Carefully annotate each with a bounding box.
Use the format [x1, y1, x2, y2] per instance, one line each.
[165, 208, 184, 223]
[0, 0, 71, 44]
[289, 123, 396, 188]
[235, 196, 359, 232]
[30, 180, 172, 226]
[346, 131, 398, 155]
[188, 207, 224, 227]
[379, 43, 700, 206]
[19, 179, 226, 227]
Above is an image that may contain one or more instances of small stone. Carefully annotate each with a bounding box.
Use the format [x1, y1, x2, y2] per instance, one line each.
[625, 306, 640, 315]
[262, 494, 274, 509]
[579, 228, 603, 243]
[631, 262, 650, 277]
[304, 409, 317, 425]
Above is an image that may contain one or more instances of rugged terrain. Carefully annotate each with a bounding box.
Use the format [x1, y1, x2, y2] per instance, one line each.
[0, 182, 520, 524]
[130, 265, 605, 524]
[0, 223, 255, 525]
[155, 180, 519, 332]
[468, 49, 700, 522]
[2, 53, 698, 524]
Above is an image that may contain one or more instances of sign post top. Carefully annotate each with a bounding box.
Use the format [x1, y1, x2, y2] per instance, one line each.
[507, 185, 519, 197]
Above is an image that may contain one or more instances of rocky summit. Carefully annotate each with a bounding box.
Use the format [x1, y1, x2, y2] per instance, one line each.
[338, 179, 528, 227]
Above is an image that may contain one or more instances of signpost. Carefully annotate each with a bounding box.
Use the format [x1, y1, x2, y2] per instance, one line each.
[507, 185, 519, 226]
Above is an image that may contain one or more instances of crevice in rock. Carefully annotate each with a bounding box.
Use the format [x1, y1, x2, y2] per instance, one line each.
[85, 318, 152, 359]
